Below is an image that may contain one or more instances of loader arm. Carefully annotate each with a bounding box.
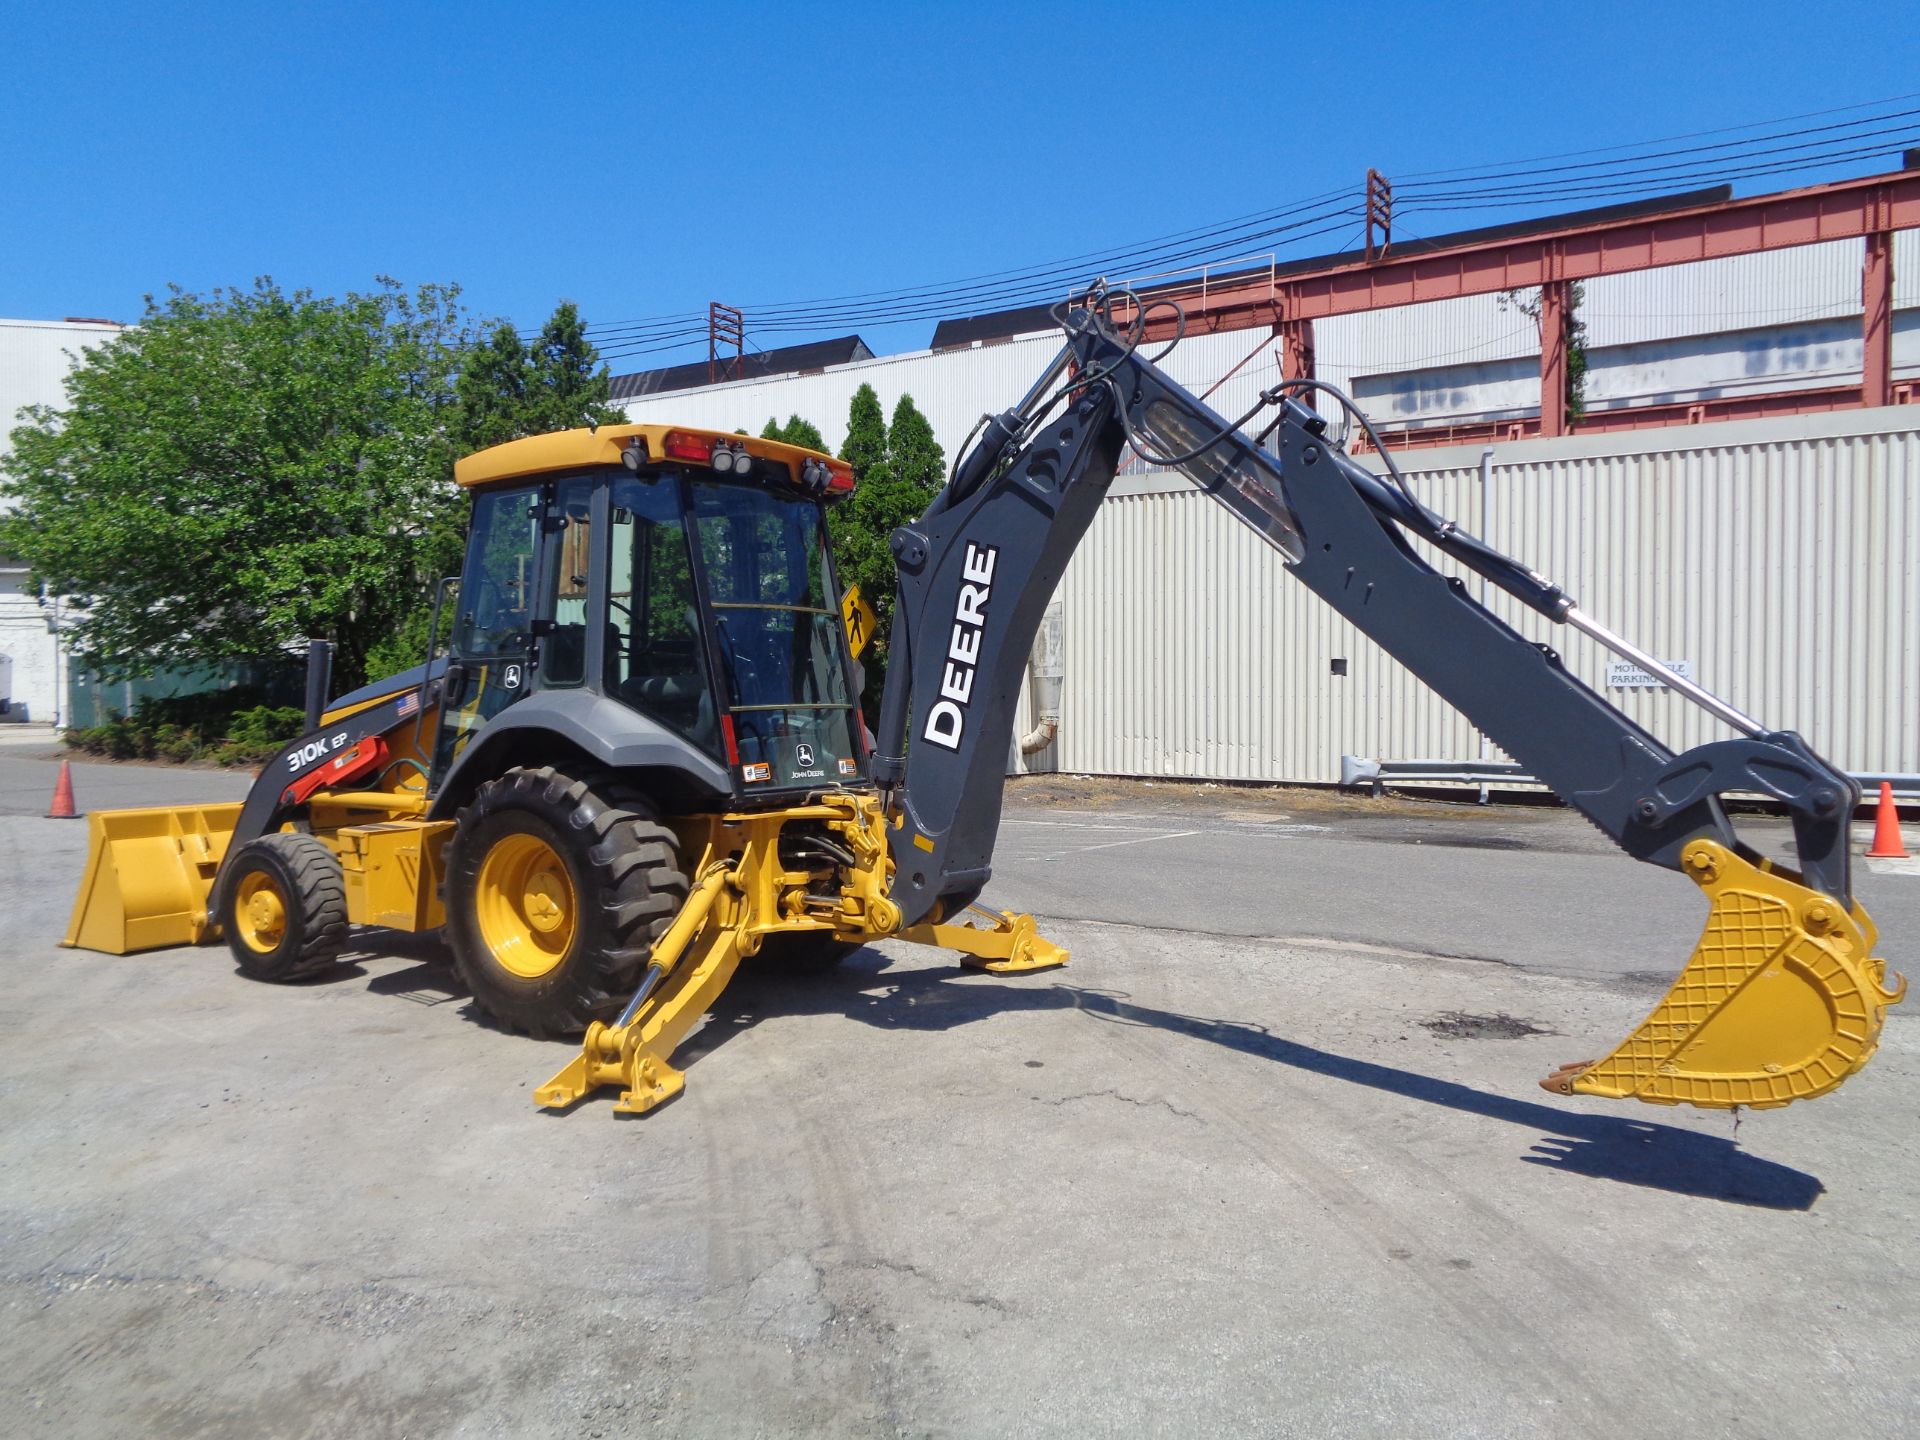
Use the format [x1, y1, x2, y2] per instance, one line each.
[873, 297, 1902, 1109]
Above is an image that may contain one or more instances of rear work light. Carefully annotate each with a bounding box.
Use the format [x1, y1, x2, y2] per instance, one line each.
[662, 430, 712, 463]
[797, 457, 855, 496]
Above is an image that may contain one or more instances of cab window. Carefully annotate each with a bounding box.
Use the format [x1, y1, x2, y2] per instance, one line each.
[454, 486, 539, 658]
[606, 472, 717, 752]
[691, 479, 857, 786]
[540, 479, 594, 687]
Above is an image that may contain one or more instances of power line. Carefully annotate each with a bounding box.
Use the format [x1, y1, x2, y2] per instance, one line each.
[586, 208, 1368, 359]
[575, 195, 1361, 345]
[1397, 138, 1916, 218]
[1399, 121, 1920, 201]
[1395, 90, 1920, 180]
[573, 95, 1920, 367]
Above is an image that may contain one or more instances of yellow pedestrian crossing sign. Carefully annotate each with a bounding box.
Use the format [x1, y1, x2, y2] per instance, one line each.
[840, 584, 878, 658]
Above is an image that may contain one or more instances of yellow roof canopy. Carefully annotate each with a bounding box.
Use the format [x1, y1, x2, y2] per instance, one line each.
[453, 422, 840, 490]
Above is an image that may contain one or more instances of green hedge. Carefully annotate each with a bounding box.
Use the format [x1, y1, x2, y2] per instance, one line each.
[64, 688, 308, 767]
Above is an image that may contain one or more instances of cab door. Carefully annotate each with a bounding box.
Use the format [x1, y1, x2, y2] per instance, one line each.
[430, 482, 550, 785]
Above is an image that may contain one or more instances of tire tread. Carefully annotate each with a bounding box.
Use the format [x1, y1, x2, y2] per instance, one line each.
[445, 765, 688, 1037]
[224, 832, 348, 981]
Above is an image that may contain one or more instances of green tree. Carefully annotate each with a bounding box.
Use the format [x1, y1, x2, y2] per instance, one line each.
[0, 277, 472, 692]
[1500, 282, 1589, 422]
[838, 383, 889, 486]
[760, 414, 828, 452]
[526, 300, 624, 435]
[885, 393, 944, 495]
[452, 300, 622, 455]
[453, 323, 531, 453]
[821, 387, 946, 714]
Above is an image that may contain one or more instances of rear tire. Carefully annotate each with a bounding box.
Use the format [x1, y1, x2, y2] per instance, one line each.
[445, 766, 688, 1038]
[222, 833, 349, 981]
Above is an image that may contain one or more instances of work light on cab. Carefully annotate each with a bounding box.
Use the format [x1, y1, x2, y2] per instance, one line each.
[800, 457, 854, 495]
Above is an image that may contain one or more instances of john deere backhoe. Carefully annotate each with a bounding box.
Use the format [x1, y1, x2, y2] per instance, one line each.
[64, 287, 1903, 1118]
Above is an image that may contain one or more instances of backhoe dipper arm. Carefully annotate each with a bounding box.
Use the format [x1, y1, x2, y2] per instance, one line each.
[874, 304, 1899, 1110]
[876, 309, 1851, 924]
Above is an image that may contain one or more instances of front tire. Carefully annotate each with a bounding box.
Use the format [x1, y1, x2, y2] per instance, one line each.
[222, 832, 349, 981]
[445, 766, 688, 1038]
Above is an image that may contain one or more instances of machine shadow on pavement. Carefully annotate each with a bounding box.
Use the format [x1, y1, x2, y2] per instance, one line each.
[681, 949, 1826, 1213]
[309, 932, 1822, 1211]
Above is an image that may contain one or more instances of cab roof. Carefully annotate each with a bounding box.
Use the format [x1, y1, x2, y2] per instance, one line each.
[453, 422, 838, 490]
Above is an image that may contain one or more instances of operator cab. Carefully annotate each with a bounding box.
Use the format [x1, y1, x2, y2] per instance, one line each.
[439, 423, 866, 803]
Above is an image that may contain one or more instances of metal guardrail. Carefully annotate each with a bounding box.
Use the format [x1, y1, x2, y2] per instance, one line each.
[1339, 755, 1920, 803]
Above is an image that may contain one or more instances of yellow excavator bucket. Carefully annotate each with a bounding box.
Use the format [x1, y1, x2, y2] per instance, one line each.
[61, 803, 242, 955]
[1544, 838, 1905, 1109]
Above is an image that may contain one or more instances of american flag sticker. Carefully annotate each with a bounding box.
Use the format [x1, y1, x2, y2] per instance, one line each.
[396, 691, 420, 718]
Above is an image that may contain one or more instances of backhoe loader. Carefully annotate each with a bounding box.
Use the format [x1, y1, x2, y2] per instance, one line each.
[64, 286, 1903, 1119]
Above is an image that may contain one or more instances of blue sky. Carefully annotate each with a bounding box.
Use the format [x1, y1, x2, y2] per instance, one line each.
[3, 1, 1916, 369]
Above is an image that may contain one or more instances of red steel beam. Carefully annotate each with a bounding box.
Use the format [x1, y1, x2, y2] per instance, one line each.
[1361, 384, 1891, 452]
[1126, 169, 1920, 338]
[1863, 229, 1895, 407]
[1538, 279, 1569, 438]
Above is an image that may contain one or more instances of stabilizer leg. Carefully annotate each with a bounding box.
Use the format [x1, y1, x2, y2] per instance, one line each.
[535, 866, 746, 1116]
[900, 906, 1069, 973]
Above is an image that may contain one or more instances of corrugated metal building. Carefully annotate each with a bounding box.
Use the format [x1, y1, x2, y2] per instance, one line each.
[611, 224, 1919, 790]
[1008, 406, 1918, 786]
[615, 237, 1920, 463]
[0, 317, 125, 723]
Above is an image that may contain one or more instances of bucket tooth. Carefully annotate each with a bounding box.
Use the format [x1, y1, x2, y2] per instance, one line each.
[1542, 840, 1904, 1110]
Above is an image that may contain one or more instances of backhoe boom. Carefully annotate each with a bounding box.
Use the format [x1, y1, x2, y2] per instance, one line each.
[873, 297, 1901, 1109]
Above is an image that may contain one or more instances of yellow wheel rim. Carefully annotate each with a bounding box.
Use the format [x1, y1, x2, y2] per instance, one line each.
[234, 870, 289, 954]
[475, 831, 578, 978]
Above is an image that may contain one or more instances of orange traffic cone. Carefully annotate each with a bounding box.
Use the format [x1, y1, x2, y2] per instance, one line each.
[47, 758, 80, 819]
[1865, 780, 1909, 859]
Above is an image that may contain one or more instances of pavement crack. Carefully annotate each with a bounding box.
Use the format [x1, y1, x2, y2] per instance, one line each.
[861, 1257, 1010, 1314]
[817, 1251, 1013, 1318]
[1039, 1087, 1201, 1122]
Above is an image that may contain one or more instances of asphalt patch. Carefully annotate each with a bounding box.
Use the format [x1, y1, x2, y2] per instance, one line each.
[1418, 1010, 1556, 1040]
[1404, 834, 1531, 851]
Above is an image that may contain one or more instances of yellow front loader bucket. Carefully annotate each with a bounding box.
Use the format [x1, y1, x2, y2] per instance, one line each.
[61, 803, 242, 955]
[1544, 839, 1905, 1109]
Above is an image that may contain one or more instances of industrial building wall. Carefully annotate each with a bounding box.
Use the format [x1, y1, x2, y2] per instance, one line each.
[1012, 406, 1919, 786]
[622, 234, 1912, 462]
[620, 233, 1919, 458]
[0, 318, 124, 723]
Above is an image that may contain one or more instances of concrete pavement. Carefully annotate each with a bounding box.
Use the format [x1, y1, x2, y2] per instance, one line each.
[0, 760, 1914, 1437]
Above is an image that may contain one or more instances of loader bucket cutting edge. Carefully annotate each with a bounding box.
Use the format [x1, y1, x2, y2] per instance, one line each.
[1543, 839, 1904, 1110]
[61, 803, 242, 955]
